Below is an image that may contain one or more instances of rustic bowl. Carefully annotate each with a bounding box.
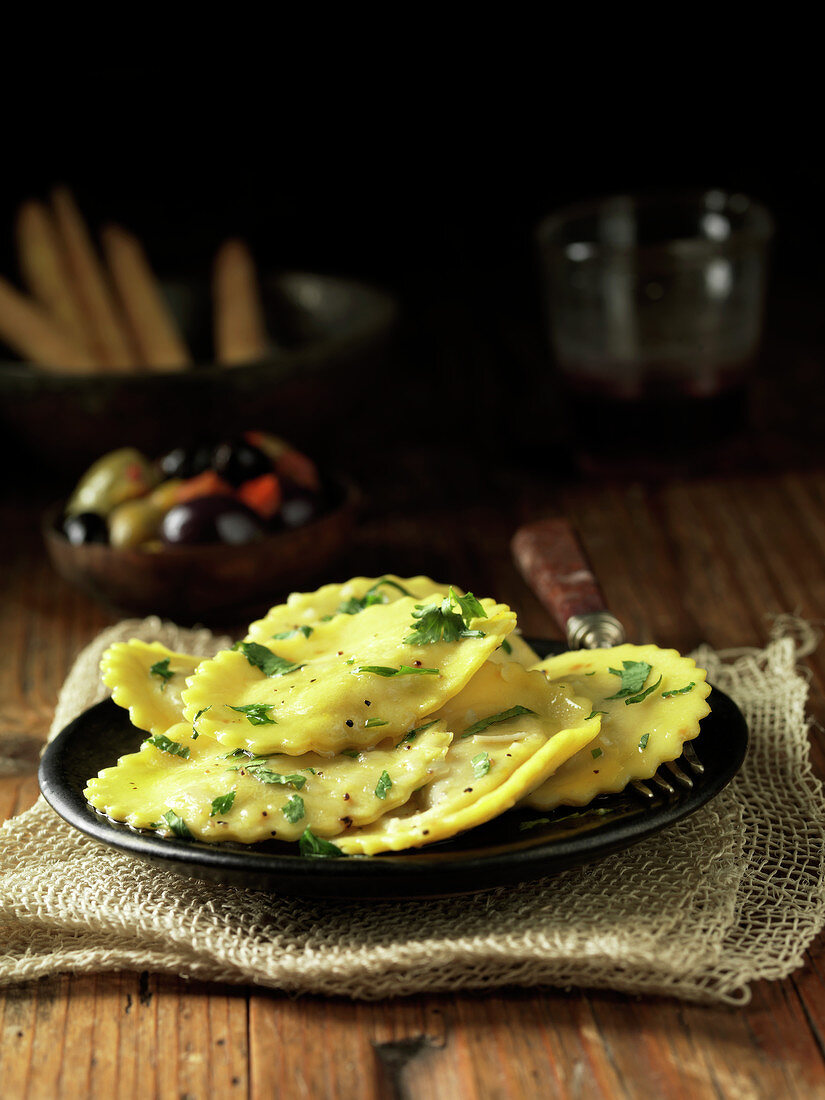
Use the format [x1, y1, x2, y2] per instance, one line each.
[1, 272, 397, 480]
[43, 477, 359, 625]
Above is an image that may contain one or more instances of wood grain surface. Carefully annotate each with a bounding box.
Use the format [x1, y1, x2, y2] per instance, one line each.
[2, 466, 825, 1100]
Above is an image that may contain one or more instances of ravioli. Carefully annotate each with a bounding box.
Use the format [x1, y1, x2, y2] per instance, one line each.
[84, 719, 452, 843]
[525, 643, 712, 809]
[182, 595, 516, 756]
[100, 640, 202, 736]
[336, 660, 598, 855]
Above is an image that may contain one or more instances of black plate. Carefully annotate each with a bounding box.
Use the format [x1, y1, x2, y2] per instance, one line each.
[38, 641, 748, 899]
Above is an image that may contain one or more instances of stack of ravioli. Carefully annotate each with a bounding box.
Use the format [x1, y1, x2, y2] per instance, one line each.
[85, 576, 711, 856]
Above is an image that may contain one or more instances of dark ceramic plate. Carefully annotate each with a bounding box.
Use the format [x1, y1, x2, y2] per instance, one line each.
[38, 641, 748, 899]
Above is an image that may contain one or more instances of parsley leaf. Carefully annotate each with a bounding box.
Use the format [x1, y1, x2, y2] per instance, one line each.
[162, 809, 192, 838]
[146, 734, 189, 759]
[605, 660, 652, 700]
[500, 639, 512, 655]
[230, 751, 306, 789]
[450, 587, 487, 623]
[639, 733, 651, 750]
[210, 792, 236, 817]
[591, 747, 603, 759]
[271, 625, 313, 640]
[365, 717, 389, 728]
[227, 703, 277, 726]
[461, 705, 536, 737]
[400, 720, 438, 743]
[149, 658, 174, 691]
[192, 704, 211, 738]
[375, 770, 393, 799]
[299, 827, 344, 858]
[662, 682, 696, 698]
[625, 675, 663, 705]
[471, 751, 491, 778]
[338, 593, 385, 615]
[354, 664, 439, 677]
[404, 590, 486, 646]
[234, 641, 303, 678]
[586, 710, 608, 721]
[282, 794, 305, 823]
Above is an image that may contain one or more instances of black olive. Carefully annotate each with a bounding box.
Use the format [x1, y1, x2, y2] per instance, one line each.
[63, 512, 109, 546]
[212, 440, 273, 487]
[158, 444, 214, 480]
[161, 496, 265, 546]
[280, 492, 323, 529]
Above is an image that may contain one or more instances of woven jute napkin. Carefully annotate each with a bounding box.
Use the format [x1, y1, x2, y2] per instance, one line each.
[1, 616, 823, 1005]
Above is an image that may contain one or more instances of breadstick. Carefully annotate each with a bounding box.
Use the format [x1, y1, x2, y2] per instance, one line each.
[102, 224, 192, 371]
[212, 238, 270, 366]
[15, 201, 93, 356]
[51, 187, 138, 371]
[0, 275, 98, 372]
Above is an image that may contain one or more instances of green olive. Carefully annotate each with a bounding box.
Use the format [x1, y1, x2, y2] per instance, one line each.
[108, 498, 164, 549]
[148, 479, 184, 513]
[67, 448, 159, 517]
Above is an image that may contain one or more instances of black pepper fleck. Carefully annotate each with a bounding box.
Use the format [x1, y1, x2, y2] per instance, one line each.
[463, 787, 473, 793]
[343, 793, 351, 801]
[346, 719, 354, 728]
[365, 700, 371, 706]
[340, 816, 352, 827]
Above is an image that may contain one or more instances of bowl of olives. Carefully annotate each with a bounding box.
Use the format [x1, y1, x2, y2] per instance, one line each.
[44, 433, 358, 624]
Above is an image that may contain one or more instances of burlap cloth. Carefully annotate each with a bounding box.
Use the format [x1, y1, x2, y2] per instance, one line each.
[1, 616, 823, 1005]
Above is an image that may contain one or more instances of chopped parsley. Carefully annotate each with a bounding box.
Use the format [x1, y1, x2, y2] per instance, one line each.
[233, 641, 303, 678]
[586, 709, 608, 721]
[341, 750, 360, 758]
[400, 720, 438, 743]
[282, 795, 305, 823]
[271, 625, 313, 640]
[146, 734, 189, 759]
[337, 578, 412, 617]
[192, 704, 211, 739]
[591, 747, 603, 759]
[304, 767, 318, 774]
[404, 588, 486, 646]
[625, 676, 663, 705]
[662, 682, 696, 698]
[375, 770, 393, 799]
[605, 660, 652, 700]
[227, 751, 306, 789]
[210, 792, 236, 817]
[500, 639, 512, 655]
[227, 703, 277, 726]
[365, 717, 389, 728]
[162, 809, 192, 838]
[299, 827, 344, 858]
[639, 733, 651, 751]
[585, 670, 596, 676]
[354, 664, 439, 677]
[149, 658, 174, 691]
[471, 751, 491, 778]
[461, 705, 536, 737]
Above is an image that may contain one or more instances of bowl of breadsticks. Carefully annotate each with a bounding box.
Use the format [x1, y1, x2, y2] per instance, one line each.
[0, 189, 397, 475]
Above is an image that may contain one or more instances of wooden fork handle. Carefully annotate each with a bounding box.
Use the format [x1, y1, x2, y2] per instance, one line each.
[511, 518, 626, 648]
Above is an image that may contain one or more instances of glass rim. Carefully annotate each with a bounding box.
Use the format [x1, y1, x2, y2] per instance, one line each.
[536, 189, 774, 258]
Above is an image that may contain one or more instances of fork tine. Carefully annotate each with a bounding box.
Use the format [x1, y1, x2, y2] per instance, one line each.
[650, 773, 676, 796]
[630, 779, 655, 801]
[664, 761, 693, 789]
[682, 742, 705, 775]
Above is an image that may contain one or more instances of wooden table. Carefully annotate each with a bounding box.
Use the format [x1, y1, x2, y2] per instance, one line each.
[2, 463, 825, 1100]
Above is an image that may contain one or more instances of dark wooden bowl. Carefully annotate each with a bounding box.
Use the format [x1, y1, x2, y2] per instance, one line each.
[1, 272, 397, 480]
[43, 478, 359, 625]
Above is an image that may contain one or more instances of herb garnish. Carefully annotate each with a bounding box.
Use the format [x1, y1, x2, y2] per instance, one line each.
[662, 682, 696, 698]
[605, 660, 652, 699]
[501, 639, 512, 655]
[461, 705, 536, 737]
[625, 676, 663, 705]
[146, 734, 189, 759]
[162, 809, 192, 838]
[341, 750, 360, 758]
[586, 710, 608, 721]
[400, 720, 438, 743]
[375, 771, 393, 799]
[337, 577, 413, 616]
[192, 704, 211, 739]
[299, 827, 344, 858]
[639, 733, 651, 750]
[282, 795, 305, 823]
[227, 751, 306, 789]
[233, 641, 303, 678]
[210, 792, 236, 817]
[271, 625, 313, 640]
[365, 717, 389, 728]
[471, 751, 491, 778]
[227, 703, 277, 726]
[404, 588, 487, 646]
[149, 658, 174, 691]
[354, 664, 439, 677]
[591, 747, 603, 759]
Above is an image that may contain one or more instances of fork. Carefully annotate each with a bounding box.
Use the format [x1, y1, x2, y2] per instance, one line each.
[511, 517, 704, 800]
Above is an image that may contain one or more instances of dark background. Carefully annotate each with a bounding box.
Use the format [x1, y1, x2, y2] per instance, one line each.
[2, 73, 823, 491]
